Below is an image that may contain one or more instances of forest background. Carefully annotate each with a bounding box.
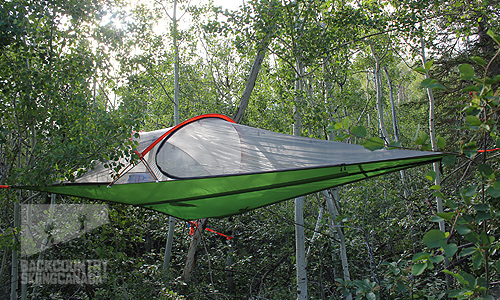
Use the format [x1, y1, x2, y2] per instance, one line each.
[1, 0, 500, 299]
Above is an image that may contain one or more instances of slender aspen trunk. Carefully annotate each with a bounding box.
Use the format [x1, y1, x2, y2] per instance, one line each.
[233, 48, 267, 123]
[226, 237, 235, 293]
[369, 43, 390, 143]
[420, 36, 450, 288]
[162, 216, 176, 271]
[173, 0, 179, 126]
[306, 206, 323, 257]
[163, 0, 179, 273]
[294, 59, 307, 300]
[383, 66, 409, 200]
[324, 189, 352, 300]
[420, 38, 444, 232]
[10, 200, 20, 300]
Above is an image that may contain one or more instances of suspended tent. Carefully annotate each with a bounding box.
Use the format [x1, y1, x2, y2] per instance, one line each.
[16, 114, 444, 220]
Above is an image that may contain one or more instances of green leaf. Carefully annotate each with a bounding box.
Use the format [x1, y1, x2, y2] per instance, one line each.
[455, 225, 471, 235]
[430, 185, 441, 190]
[472, 56, 487, 66]
[388, 141, 401, 148]
[335, 122, 344, 130]
[443, 270, 467, 285]
[428, 83, 446, 90]
[429, 255, 444, 264]
[343, 118, 350, 129]
[425, 171, 437, 182]
[476, 211, 491, 223]
[423, 229, 446, 248]
[461, 185, 478, 197]
[480, 231, 492, 247]
[437, 136, 446, 149]
[474, 203, 490, 211]
[460, 271, 476, 287]
[478, 164, 495, 179]
[433, 191, 446, 199]
[366, 292, 376, 300]
[462, 85, 480, 92]
[436, 212, 455, 220]
[326, 125, 336, 132]
[420, 78, 435, 88]
[466, 115, 482, 126]
[430, 215, 444, 222]
[494, 180, 500, 190]
[411, 262, 427, 276]
[442, 155, 456, 166]
[459, 247, 476, 257]
[472, 252, 483, 269]
[415, 133, 429, 145]
[412, 252, 430, 262]
[413, 66, 427, 74]
[350, 126, 367, 138]
[425, 59, 434, 71]
[487, 186, 500, 198]
[439, 240, 458, 258]
[421, 143, 432, 151]
[465, 231, 480, 243]
[459, 64, 475, 80]
[487, 29, 500, 45]
[363, 137, 385, 151]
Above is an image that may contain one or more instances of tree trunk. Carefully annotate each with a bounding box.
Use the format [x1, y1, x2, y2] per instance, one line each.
[369, 43, 390, 143]
[226, 237, 235, 293]
[10, 200, 20, 300]
[162, 216, 176, 272]
[181, 218, 207, 282]
[383, 66, 399, 141]
[306, 205, 323, 257]
[173, 0, 180, 126]
[233, 48, 267, 123]
[294, 59, 307, 300]
[163, 0, 180, 273]
[324, 189, 352, 300]
[383, 66, 409, 199]
[421, 36, 450, 288]
[420, 38, 444, 232]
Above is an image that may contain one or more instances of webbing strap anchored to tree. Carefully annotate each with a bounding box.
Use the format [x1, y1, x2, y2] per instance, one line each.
[478, 148, 500, 153]
[187, 221, 234, 240]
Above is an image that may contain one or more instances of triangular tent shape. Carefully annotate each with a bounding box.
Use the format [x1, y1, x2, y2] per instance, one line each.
[23, 114, 444, 220]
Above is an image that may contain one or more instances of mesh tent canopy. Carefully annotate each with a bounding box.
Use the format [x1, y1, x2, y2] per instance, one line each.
[24, 114, 445, 220]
